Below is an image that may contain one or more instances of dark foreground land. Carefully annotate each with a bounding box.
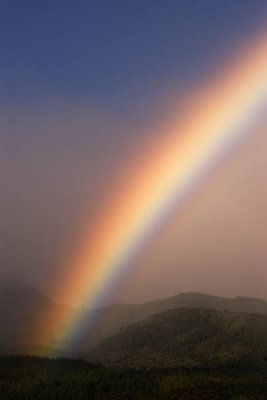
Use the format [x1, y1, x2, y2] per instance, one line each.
[1, 356, 267, 400]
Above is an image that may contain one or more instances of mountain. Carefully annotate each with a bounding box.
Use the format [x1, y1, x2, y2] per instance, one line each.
[0, 278, 68, 355]
[2, 278, 267, 357]
[82, 291, 267, 348]
[89, 307, 267, 370]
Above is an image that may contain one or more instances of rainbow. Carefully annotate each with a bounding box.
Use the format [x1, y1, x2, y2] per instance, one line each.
[39, 32, 267, 351]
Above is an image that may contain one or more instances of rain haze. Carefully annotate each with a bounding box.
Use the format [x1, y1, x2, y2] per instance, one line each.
[1, 0, 267, 307]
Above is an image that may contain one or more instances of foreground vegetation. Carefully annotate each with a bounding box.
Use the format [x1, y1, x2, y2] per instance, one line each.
[1, 356, 267, 399]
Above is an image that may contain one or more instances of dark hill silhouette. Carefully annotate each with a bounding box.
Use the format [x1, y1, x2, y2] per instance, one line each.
[0, 278, 67, 355]
[82, 291, 267, 349]
[0, 277, 52, 312]
[90, 307, 267, 370]
[2, 278, 267, 356]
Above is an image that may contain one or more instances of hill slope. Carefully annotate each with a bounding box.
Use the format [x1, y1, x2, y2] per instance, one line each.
[2, 278, 267, 356]
[90, 307, 267, 369]
[0, 278, 69, 355]
[83, 292, 267, 348]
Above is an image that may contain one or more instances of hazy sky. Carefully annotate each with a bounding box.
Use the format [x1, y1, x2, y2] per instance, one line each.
[1, 1, 267, 304]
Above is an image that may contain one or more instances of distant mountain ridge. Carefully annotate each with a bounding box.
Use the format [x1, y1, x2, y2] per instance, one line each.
[0, 278, 69, 355]
[90, 307, 267, 370]
[82, 291, 267, 349]
[1, 278, 267, 355]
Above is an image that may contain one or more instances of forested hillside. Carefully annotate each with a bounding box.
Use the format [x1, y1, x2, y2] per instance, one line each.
[90, 307, 267, 369]
[84, 291, 267, 348]
[2, 278, 267, 356]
